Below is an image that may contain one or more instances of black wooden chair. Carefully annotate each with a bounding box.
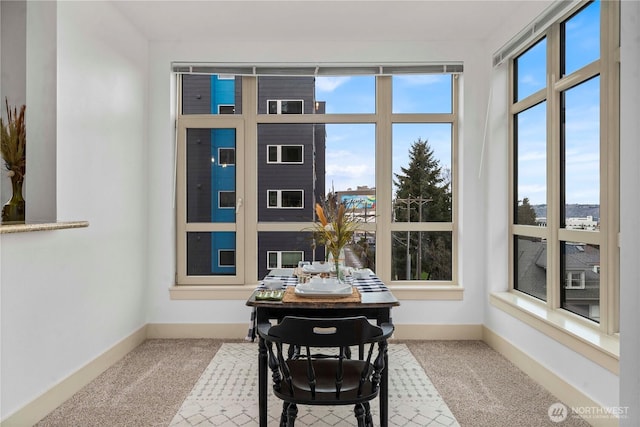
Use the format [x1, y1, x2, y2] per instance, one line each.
[257, 316, 394, 427]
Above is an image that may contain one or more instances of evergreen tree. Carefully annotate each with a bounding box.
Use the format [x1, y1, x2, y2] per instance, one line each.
[392, 139, 452, 280]
[517, 197, 538, 225]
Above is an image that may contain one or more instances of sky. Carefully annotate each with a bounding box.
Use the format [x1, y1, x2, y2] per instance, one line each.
[516, 0, 600, 206]
[315, 74, 453, 195]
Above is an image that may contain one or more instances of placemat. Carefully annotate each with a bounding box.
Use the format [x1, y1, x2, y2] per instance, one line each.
[282, 285, 361, 303]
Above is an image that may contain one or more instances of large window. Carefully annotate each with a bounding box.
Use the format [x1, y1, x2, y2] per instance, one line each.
[510, 1, 618, 333]
[176, 66, 460, 289]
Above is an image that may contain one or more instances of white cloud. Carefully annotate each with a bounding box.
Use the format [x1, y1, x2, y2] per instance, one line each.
[316, 76, 351, 93]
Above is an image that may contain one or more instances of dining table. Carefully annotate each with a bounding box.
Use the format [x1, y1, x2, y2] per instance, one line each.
[246, 268, 399, 427]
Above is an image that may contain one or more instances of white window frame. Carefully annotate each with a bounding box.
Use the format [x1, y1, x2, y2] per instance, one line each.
[267, 250, 304, 269]
[565, 271, 586, 289]
[219, 249, 236, 267]
[218, 147, 235, 166]
[267, 99, 304, 114]
[218, 191, 236, 209]
[218, 104, 235, 114]
[267, 144, 304, 164]
[267, 189, 304, 209]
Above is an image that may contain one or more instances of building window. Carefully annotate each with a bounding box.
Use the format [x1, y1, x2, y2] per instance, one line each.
[268, 100, 303, 114]
[218, 105, 235, 114]
[510, 0, 618, 330]
[219, 250, 235, 267]
[267, 190, 304, 208]
[267, 145, 303, 164]
[176, 67, 460, 288]
[267, 251, 304, 269]
[219, 191, 235, 209]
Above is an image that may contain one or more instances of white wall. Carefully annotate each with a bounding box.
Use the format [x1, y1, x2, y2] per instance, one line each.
[0, 1, 149, 419]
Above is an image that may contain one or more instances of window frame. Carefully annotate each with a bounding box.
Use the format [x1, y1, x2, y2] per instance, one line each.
[267, 144, 304, 164]
[506, 0, 620, 340]
[267, 99, 304, 115]
[267, 189, 304, 209]
[174, 70, 461, 300]
[267, 250, 304, 269]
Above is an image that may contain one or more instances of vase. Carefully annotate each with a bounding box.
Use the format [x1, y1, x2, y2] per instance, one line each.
[2, 174, 25, 224]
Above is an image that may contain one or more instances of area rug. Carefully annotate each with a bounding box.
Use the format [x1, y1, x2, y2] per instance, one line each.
[169, 342, 459, 427]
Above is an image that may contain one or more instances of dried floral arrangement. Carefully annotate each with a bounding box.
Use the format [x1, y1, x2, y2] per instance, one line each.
[310, 193, 361, 265]
[0, 98, 26, 184]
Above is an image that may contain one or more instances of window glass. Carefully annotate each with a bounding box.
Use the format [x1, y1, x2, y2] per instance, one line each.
[392, 74, 452, 113]
[186, 128, 236, 223]
[515, 102, 546, 225]
[315, 75, 375, 113]
[392, 124, 452, 222]
[267, 145, 303, 163]
[561, 242, 600, 322]
[514, 236, 547, 301]
[219, 191, 235, 208]
[281, 190, 303, 208]
[514, 38, 547, 102]
[562, 76, 600, 227]
[391, 231, 452, 280]
[186, 232, 236, 275]
[562, 0, 600, 76]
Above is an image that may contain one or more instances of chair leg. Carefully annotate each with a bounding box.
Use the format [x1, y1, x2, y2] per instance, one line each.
[363, 402, 373, 427]
[354, 403, 366, 427]
[286, 403, 298, 427]
[280, 402, 289, 427]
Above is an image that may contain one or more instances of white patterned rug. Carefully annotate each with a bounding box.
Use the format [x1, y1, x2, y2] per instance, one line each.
[170, 343, 459, 427]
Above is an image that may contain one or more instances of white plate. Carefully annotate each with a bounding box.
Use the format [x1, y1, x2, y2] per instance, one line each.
[295, 280, 352, 298]
[352, 268, 373, 279]
[302, 263, 332, 274]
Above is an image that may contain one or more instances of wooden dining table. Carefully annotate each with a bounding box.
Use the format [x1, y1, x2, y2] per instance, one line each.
[246, 272, 399, 427]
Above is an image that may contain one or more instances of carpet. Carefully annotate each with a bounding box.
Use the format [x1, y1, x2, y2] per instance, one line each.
[169, 343, 459, 427]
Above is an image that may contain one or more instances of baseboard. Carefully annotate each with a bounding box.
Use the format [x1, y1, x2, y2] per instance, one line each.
[146, 323, 250, 339]
[482, 326, 617, 427]
[1, 325, 147, 427]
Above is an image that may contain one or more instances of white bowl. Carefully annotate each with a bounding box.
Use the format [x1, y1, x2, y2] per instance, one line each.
[263, 278, 284, 289]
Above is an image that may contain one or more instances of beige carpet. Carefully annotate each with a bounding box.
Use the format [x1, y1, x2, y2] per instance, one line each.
[36, 339, 590, 427]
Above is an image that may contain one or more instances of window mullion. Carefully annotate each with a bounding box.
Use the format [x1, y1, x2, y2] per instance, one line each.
[243, 76, 259, 283]
[547, 23, 562, 311]
[375, 76, 393, 283]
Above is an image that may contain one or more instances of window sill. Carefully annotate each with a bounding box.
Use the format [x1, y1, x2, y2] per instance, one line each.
[0, 220, 89, 234]
[169, 283, 464, 301]
[490, 291, 619, 374]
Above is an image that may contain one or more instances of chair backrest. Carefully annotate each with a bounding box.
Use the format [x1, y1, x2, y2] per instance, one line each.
[265, 315, 389, 348]
[258, 316, 394, 405]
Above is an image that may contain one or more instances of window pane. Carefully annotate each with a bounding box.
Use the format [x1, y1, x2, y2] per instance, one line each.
[281, 190, 303, 208]
[219, 191, 235, 208]
[514, 236, 547, 301]
[182, 75, 240, 115]
[562, 1, 600, 76]
[219, 148, 235, 165]
[514, 38, 546, 102]
[392, 74, 452, 113]
[281, 251, 303, 268]
[268, 146, 278, 162]
[281, 146, 303, 163]
[325, 123, 376, 201]
[561, 242, 600, 322]
[515, 102, 546, 224]
[391, 231, 452, 280]
[562, 77, 600, 227]
[186, 232, 236, 275]
[315, 75, 375, 113]
[186, 128, 236, 223]
[392, 124, 452, 222]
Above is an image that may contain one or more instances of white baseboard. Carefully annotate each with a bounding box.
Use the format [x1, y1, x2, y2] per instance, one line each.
[1, 325, 147, 427]
[482, 326, 617, 427]
[2, 323, 612, 427]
